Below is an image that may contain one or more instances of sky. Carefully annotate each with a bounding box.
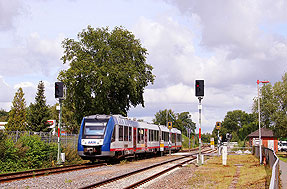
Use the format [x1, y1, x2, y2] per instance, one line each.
[1, 0, 287, 133]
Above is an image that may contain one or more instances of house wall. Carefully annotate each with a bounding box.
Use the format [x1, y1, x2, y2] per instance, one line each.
[249, 137, 278, 152]
[262, 137, 278, 152]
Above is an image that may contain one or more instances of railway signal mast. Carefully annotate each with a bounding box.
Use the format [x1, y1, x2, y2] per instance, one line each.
[216, 122, 221, 155]
[55, 81, 65, 164]
[195, 80, 204, 165]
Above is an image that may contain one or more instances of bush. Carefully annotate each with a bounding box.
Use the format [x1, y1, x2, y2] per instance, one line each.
[0, 136, 22, 172]
[182, 134, 198, 149]
[17, 134, 57, 169]
[0, 133, 57, 173]
[62, 144, 86, 165]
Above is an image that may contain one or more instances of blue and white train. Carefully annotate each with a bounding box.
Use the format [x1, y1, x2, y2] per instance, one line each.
[78, 115, 182, 161]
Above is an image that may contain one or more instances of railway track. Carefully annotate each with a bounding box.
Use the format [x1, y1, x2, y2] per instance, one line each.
[80, 148, 216, 189]
[0, 162, 106, 183]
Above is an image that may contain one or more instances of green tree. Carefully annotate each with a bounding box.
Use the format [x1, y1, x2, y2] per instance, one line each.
[201, 133, 212, 143]
[50, 104, 79, 134]
[58, 26, 155, 124]
[212, 110, 257, 142]
[27, 81, 51, 132]
[176, 112, 196, 136]
[153, 109, 196, 135]
[6, 88, 27, 131]
[0, 109, 9, 121]
[153, 109, 176, 126]
[253, 73, 287, 138]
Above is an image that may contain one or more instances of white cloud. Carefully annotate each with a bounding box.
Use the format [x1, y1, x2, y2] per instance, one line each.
[130, 2, 287, 132]
[0, 0, 26, 31]
[0, 76, 13, 110]
[1, 0, 287, 133]
[0, 33, 64, 77]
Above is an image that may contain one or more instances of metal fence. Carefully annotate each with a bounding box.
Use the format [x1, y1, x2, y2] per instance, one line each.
[253, 146, 279, 189]
[3, 131, 79, 150]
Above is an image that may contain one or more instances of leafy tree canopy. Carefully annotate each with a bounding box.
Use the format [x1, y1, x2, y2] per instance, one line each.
[212, 110, 257, 142]
[58, 26, 155, 124]
[6, 88, 27, 131]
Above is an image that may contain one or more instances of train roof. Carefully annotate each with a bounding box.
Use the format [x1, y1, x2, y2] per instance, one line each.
[85, 115, 111, 120]
[83, 115, 181, 134]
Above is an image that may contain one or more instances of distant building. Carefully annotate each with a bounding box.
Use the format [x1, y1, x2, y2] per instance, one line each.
[248, 128, 278, 152]
[0, 122, 7, 130]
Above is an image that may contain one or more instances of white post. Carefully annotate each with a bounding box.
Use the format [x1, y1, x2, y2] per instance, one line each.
[198, 97, 202, 165]
[57, 99, 63, 164]
[222, 146, 227, 165]
[257, 80, 262, 165]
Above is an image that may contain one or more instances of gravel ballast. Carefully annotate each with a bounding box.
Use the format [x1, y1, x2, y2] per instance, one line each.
[0, 155, 193, 189]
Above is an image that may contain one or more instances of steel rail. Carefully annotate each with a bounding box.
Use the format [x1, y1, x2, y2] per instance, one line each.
[80, 148, 214, 189]
[0, 163, 106, 183]
[124, 157, 197, 189]
[125, 149, 217, 188]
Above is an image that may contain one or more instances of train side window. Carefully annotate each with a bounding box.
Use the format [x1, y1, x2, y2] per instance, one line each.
[177, 134, 181, 142]
[119, 125, 123, 141]
[155, 130, 158, 141]
[111, 127, 115, 142]
[148, 130, 151, 141]
[155, 130, 157, 141]
[137, 128, 140, 143]
[141, 128, 144, 143]
[165, 132, 168, 142]
[172, 133, 175, 143]
[128, 127, 132, 141]
[124, 126, 128, 141]
[141, 129, 144, 143]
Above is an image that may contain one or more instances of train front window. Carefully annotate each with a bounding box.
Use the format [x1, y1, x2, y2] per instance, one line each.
[83, 119, 108, 138]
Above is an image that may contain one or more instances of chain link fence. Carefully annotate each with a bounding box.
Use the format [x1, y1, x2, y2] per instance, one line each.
[3, 131, 79, 150]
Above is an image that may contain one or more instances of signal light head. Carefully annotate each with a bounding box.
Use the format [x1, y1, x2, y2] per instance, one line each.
[55, 82, 64, 98]
[195, 80, 204, 97]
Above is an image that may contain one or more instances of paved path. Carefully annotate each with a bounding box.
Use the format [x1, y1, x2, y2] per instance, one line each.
[280, 160, 287, 189]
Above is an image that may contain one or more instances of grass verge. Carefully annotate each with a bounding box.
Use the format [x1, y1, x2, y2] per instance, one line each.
[188, 154, 271, 188]
[276, 152, 287, 163]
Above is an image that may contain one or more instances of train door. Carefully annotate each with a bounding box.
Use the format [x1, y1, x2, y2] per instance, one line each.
[144, 129, 148, 151]
[133, 128, 137, 152]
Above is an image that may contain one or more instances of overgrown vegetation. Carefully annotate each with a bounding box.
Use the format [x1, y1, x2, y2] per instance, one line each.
[188, 155, 271, 188]
[0, 131, 84, 173]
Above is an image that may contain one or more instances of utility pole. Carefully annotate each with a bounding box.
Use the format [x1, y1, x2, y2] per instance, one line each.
[185, 126, 191, 151]
[257, 80, 269, 165]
